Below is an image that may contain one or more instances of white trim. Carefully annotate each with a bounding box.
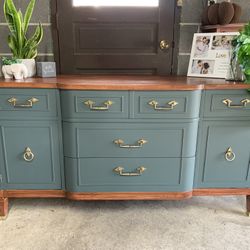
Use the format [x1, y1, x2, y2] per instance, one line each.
[0, 53, 54, 56]
[180, 23, 201, 26]
[0, 23, 51, 26]
[179, 53, 191, 56]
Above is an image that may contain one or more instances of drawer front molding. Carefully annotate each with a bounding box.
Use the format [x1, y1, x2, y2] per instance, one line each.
[0, 89, 59, 119]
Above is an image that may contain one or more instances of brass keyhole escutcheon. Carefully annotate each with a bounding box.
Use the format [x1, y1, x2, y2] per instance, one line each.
[159, 40, 170, 51]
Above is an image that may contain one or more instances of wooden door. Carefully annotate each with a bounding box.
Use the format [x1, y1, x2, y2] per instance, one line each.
[56, 0, 176, 75]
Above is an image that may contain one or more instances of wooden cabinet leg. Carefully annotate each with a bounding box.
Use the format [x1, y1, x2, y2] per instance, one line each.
[0, 198, 8, 219]
[247, 195, 250, 217]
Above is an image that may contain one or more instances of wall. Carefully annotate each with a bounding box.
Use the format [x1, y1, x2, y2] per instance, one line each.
[177, 0, 250, 75]
[0, 0, 54, 62]
[0, 0, 250, 76]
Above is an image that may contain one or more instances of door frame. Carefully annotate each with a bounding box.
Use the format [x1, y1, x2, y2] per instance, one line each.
[50, 1, 181, 75]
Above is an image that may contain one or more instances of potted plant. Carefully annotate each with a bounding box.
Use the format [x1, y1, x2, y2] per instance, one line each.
[3, 0, 43, 77]
[1, 57, 28, 80]
[232, 22, 250, 83]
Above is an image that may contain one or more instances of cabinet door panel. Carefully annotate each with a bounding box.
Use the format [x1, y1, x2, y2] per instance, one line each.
[0, 121, 62, 189]
[196, 121, 250, 188]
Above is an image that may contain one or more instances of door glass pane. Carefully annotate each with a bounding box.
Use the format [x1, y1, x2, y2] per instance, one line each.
[73, 0, 159, 7]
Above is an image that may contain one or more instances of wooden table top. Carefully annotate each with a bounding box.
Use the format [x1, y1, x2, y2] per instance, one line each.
[0, 75, 249, 90]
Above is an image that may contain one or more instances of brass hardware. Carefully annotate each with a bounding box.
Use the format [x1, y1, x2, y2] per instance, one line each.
[159, 40, 170, 51]
[84, 100, 113, 111]
[8, 97, 39, 108]
[148, 100, 178, 111]
[114, 139, 148, 148]
[113, 166, 146, 176]
[222, 98, 250, 108]
[23, 147, 35, 162]
[225, 147, 236, 162]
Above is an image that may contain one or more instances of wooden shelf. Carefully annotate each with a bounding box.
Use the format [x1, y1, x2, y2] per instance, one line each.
[201, 23, 246, 33]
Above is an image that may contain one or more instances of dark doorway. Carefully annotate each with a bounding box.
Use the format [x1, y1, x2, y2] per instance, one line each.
[55, 0, 176, 75]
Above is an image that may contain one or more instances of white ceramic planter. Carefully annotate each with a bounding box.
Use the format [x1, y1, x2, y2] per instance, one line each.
[20, 59, 36, 77]
[2, 64, 28, 80]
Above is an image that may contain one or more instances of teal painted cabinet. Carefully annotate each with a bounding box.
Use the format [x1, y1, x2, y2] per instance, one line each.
[0, 89, 63, 190]
[195, 90, 250, 189]
[62, 90, 201, 193]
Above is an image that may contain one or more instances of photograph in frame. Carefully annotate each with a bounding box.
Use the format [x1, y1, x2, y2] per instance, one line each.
[187, 32, 239, 79]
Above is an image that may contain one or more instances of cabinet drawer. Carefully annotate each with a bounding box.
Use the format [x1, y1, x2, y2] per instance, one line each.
[0, 89, 59, 119]
[133, 91, 201, 119]
[196, 121, 250, 188]
[61, 91, 129, 119]
[0, 121, 62, 189]
[203, 90, 250, 118]
[63, 122, 198, 158]
[65, 157, 195, 192]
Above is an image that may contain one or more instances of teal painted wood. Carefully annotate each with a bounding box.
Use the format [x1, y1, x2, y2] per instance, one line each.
[0, 89, 59, 119]
[61, 91, 129, 120]
[203, 90, 250, 118]
[195, 120, 250, 188]
[0, 120, 62, 190]
[133, 90, 201, 119]
[65, 157, 195, 192]
[63, 121, 199, 158]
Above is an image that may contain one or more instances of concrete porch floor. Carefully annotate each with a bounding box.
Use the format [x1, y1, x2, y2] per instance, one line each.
[0, 196, 250, 250]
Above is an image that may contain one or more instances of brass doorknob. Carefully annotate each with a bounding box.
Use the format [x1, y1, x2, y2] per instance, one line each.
[159, 40, 170, 51]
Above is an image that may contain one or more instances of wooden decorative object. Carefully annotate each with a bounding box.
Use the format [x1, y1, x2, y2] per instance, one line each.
[218, 2, 235, 25]
[231, 3, 242, 23]
[208, 3, 220, 25]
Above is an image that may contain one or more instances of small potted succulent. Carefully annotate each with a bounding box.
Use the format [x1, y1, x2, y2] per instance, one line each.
[3, 0, 43, 77]
[232, 22, 250, 83]
[2, 57, 28, 80]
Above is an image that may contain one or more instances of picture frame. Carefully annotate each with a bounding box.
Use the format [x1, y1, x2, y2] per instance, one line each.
[187, 32, 239, 79]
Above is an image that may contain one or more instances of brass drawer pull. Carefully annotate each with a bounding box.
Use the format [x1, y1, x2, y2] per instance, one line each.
[225, 147, 236, 162]
[222, 98, 250, 108]
[114, 139, 148, 148]
[148, 100, 178, 111]
[84, 100, 113, 111]
[23, 147, 35, 162]
[113, 166, 146, 176]
[8, 97, 39, 108]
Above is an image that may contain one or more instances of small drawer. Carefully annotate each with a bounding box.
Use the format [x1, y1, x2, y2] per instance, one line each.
[0, 121, 62, 189]
[196, 121, 250, 188]
[203, 90, 250, 118]
[133, 91, 201, 119]
[0, 89, 59, 119]
[65, 157, 195, 192]
[63, 122, 198, 158]
[61, 91, 129, 120]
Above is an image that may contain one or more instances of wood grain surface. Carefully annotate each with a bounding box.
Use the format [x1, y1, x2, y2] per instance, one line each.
[0, 75, 249, 90]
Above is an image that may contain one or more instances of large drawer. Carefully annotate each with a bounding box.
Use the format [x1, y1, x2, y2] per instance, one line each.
[195, 121, 250, 188]
[63, 122, 199, 158]
[133, 91, 201, 119]
[65, 157, 195, 192]
[0, 89, 59, 119]
[61, 91, 129, 119]
[203, 90, 250, 118]
[0, 120, 62, 189]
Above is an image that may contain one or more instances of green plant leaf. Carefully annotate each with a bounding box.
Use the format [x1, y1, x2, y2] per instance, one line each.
[23, 23, 43, 58]
[8, 35, 18, 57]
[23, 0, 35, 34]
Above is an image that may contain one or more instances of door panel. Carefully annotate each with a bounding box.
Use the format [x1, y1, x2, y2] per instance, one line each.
[56, 0, 176, 75]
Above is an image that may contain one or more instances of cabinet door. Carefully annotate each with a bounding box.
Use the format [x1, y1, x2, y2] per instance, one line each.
[0, 121, 62, 190]
[195, 121, 250, 188]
